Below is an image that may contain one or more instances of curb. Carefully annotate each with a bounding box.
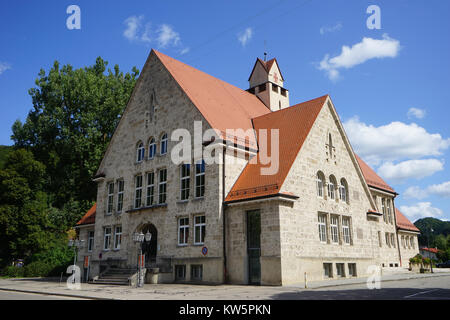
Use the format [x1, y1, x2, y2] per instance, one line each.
[0, 287, 114, 300]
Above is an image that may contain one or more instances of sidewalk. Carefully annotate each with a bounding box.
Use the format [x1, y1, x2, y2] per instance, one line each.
[1, 270, 450, 300]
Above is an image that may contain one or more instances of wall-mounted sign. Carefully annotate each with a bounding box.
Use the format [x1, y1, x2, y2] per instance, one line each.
[201, 246, 208, 256]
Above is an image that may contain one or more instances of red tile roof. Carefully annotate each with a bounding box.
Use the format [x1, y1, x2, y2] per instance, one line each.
[420, 247, 439, 254]
[154, 50, 270, 149]
[225, 95, 329, 202]
[76, 203, 96, 226]
[355, 154, 396, 193]
[395, 208, 420, 232]
[248, 58, 284, 82]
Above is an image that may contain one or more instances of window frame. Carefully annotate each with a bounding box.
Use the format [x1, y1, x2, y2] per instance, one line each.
[342, 217, 351, 245]
[318, 213, 327, 243]
[114, 225, 122, 250]
[194, 215, 206, 245]
[106, 182, 114, 215]
[148, 137, 156, 159]
[136, 142, 145, 163]
[178, 217, 189, 246]
[88, 231, 94, 252]
[134, 175, 143, 209]
[195, 160, 205, 198]
[117, 179, 124, 213]
[158, 168, 167, 204]
[103, 227, 112, 251]
[160, 133, 168, 155]
[146, 172, 155, 207]
[180, 164, 191, 201]
[330, 215, 339, 244]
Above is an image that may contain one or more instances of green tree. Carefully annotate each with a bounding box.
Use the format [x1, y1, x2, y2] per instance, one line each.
[11, 58, 139, 208]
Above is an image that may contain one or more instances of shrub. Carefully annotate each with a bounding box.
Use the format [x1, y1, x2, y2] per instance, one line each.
[1, 265, 25, 278]
[410, 254, 423, 265]
[23, 260, 53, 277]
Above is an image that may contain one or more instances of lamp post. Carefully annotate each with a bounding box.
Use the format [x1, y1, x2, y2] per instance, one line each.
[68, 239, 85, 282]
[133, 231, 152, 287]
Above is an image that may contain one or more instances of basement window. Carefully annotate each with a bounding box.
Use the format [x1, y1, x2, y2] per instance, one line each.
[175, 265, 186, 280]
[336, 263, 345, 278]
[323, 263, 333, 278]
[191, 265, 203, 281]
[348, 263, 357, 277]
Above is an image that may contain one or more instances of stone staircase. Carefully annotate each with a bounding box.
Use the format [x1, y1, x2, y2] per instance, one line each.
[91, 267, 137, 286]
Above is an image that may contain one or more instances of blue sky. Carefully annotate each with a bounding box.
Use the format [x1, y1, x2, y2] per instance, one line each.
[1, 0, 449, 221]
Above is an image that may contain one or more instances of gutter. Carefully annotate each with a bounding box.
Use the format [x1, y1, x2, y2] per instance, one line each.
[222, 148, 227, 283]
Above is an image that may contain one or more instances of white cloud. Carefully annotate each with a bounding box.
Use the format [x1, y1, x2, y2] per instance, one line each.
[399, 202, 443, 221]
[0, 62, 11, 75]
[320, 22, 342, 35]
[377, 159, 444, 183]
[238, 28, 253, 47]
[344, 117, 450, 166]
[407, 107, 426, 119]
[157, 24, 180, 48]
[180, 47, 190, 55]
[404, 181, 450, 200]
[123, 16, 183, 49]
[318, 34, 400, 80]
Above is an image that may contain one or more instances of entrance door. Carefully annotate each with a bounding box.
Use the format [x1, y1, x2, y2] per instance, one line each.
[142, 224, 157, 264]
[247, 210, 261, 285]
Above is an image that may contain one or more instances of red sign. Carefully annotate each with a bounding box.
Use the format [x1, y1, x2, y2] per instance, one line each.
[139, 254, 145, 267]
[84, 256, 89, 268]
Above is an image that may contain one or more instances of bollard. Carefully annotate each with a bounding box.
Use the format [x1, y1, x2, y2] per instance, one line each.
[304, 272, 308, 289]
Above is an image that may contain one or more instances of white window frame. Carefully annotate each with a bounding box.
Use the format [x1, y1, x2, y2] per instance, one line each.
[148, 137, 156, 159]
[146, 172, 155, 206]
[339, 180, 347, 203]
[107, 182, 114, 214]
[137, 142, 145, 163]
[114, 225, 122, 250]
[160, 133, 168, 155]
[318, 214, 327, 243]
[194, 215, 206, 245]
[103, 227, 111, 251]
[158, 169, 167, 204]
[178, 217, 189, 246]
[330, 215, 339, 244]
[382, 198, 387, 223]
[180, 164, 190, 200]
[342, 217, 351, 245]
[88, 231, 94, 252]
[117, 179, 124, 213]
[316, 173, 324, 198]
[386, 199, 392, 224]
[327, 180, 335, 200]
[195, 160, 205, 198]
[134, 175, 143, 209]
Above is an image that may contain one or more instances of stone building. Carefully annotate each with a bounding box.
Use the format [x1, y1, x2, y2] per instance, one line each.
[75, 50, 419, 285]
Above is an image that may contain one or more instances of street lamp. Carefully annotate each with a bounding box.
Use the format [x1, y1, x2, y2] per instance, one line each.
[133, 231, 152, 287]
[68, 239, 85, 282]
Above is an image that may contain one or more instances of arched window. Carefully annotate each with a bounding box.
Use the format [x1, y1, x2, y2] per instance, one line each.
[328, 175, 337, 200]
[316, 171, 325, 198]
[136, 142, 145, 162]
[339, 178, 348, 203]
[148, 137, 156, 159]
[160, 133, 168, 155]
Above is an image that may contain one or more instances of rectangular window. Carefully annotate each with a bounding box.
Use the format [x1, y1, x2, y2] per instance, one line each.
[191, 265, 203, 281]
[88, 231, 94, 252]
[103, 227, 111, 250]
[280, 88, 287, 97]
[386, 199, 392, 224]
[339, 185, 347, 202]
[146, 172, 155, 206]
[158, 169, 167, 204]
[175, 265, 186, 280]
[378, 231, 382, 247]
[382, 198, 387, 223]
[330, 215, 339, 244]
[194, 215, 206, 245]
[114, 226, 122, 250]
[318, 214, 327, 243]
[316, 178, 323, 197]
[323, 263, 333, 278]
[272, 83, 278, 93]
[391, 233, 396, 248]
[342, 217, 351, 245]
[327, 183, 335, 200]
[117, 180, 124, 212]
[195, 160, 205, 198]
[385, 232, 390, 247]
[258, 83, 266, 92]
[134, 175, 143, 209]
[336, 263, 345, 278]
[348, 263, 357, 277]
[107, 182, 114, 214]
[180, 164, 190, 200]
[178, 217, 189, 245]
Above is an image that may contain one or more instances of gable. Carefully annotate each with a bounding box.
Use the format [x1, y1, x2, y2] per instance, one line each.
[225, 95, 328, 202]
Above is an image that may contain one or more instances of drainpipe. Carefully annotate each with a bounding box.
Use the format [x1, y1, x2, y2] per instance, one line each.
[392, 196, 402, 267]
[222, 146, 228, 283]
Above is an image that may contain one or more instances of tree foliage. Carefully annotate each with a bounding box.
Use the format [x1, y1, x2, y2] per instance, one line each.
[11, 57, 139, 208]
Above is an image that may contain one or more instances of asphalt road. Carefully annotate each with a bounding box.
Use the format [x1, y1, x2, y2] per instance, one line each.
[272, 275, 450, 299]
[0, 290, 85, 300]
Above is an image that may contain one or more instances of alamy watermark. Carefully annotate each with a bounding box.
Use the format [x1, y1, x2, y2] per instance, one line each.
[66, 5, 81, 30]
